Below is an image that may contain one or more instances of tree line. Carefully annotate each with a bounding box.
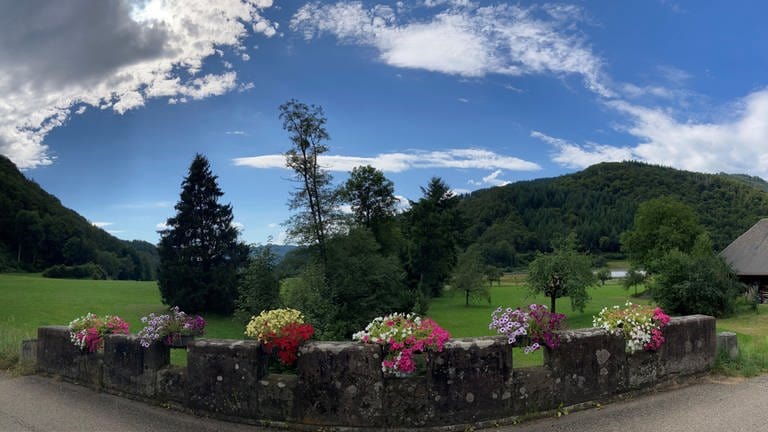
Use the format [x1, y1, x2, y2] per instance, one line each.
[158, 100, 757, 331]
[0, 155, 157, 279]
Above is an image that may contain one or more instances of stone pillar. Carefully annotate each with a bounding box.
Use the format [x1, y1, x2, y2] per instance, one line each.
[102, 334, 169, 397]
[427, 336, 512, 425]
[545, 328, 626, 404]
[717, 331, 739, 360]
[186, 339, 268, 418]
[36, 326, 103, 388]
[296, 341, 384, 427]
[20, 339, 37, 369]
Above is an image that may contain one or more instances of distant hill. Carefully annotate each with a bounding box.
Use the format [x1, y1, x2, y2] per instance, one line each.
[460, 161, 768, 269]
[250, 243, 297, 263]
[0, 155, 158, 279]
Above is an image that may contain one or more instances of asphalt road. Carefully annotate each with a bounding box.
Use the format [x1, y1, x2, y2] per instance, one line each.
[1, 372, 767, 432]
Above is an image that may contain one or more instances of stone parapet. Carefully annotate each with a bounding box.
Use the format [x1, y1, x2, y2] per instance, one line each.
[31, 315, 716, 429]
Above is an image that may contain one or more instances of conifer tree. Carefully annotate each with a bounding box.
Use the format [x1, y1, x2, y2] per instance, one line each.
[158, 154, 248, 314]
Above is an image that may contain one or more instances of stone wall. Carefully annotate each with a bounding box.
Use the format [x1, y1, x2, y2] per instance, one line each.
[34, 315, 716, 429]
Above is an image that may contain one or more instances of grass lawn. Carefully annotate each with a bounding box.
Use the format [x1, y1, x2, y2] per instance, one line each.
[427, 275, 649, 367]
[0, 273, 244, 367]
[1, 272, 764, 374]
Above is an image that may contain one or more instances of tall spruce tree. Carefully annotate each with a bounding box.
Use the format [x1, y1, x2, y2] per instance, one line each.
[405, 177, 465, 299]
[158, 154, 248, 314]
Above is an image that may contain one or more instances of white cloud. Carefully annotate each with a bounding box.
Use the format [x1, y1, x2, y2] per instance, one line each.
[91, 221, 113, 228]
[291, 2, 611, 96]
[233, 148, 541, 172]
[469, 169, 511, 187]
[232, 221, 244, 232]
[457, 98, 469, 103]
[0, 0, 277, 169]
[156, 222, 170, 231]
[226, 130, 247, 135]
[531, 130, 636, 169]
[607, 91, 768, 175]
[267, 222, 278, 228]
[533, 89, 768, 176]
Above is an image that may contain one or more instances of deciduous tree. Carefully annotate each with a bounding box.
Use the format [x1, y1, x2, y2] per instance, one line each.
[527, 234, 596, 313]
[280, 99, 339, 265]
[621, 197, 704, 273]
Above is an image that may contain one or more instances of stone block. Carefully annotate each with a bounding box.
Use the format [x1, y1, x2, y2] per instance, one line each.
[296, 341, 384, 427]
[157, 366, 188, 405]
[20, 339, 37, 366]
[511, 366, 557, 415]
[659, 315, 716, 375]
[36, 326, 102, 388]
[256, 373, 298, 421]
[626, 349, 664, 389]
[427, 336, 512, 424]
[102, 334, 169, 397]
[384, 376, 432, 427]
[545, 328, 626, 404]
[187, 339, 267, 417]
[717, 331, 739, 360]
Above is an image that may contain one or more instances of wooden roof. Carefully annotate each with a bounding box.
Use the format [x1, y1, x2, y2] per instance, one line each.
[721, 218, 768, 276]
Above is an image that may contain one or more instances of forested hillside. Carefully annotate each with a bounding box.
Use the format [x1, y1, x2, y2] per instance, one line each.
[461, 161, 768, 269]
[0, 155, 158, 279]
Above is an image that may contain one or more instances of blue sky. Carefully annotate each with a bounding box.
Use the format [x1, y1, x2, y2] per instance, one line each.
[2, 0, 768, 245]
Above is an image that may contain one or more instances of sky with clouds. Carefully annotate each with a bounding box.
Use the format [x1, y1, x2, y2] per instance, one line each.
[2, 0, 768, 245]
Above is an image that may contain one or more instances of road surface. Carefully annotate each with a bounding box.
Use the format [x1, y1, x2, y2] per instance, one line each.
[1, 372, 766, 431]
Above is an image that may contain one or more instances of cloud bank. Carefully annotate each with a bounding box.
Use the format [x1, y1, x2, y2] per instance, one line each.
[233, 148, 541, 173]
[0, 0, 277, 169]
[291, 1, 610, 96]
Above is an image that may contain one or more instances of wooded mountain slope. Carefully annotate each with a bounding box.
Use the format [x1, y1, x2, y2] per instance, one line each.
[460, 161, 768, 269]
[0, 155, 158, 278]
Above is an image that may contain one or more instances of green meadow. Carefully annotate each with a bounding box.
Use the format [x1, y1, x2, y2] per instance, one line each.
[1, 273, 765, 372]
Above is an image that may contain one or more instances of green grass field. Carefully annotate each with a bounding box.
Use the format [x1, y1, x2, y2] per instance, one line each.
[1, 272, 765, 373]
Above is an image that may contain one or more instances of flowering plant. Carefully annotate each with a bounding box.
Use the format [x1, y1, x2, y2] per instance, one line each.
[68, 313, 130, 352]
[592, 302, 671, 353]
[353, 313, 451, 376]
[137, 306, 206, 348]
[245, 308, 314, 365]
[489, 304, 566, 353]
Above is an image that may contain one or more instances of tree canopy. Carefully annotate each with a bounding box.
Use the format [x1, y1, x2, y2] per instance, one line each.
[158, 154, 249, 314]
[404, 177, 465, 299]
[280, 99, 339, 265]
[621, 197, 704, 273]
[527, 234, 596, 313]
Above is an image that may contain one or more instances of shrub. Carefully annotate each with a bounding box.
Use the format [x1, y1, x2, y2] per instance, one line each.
[652, 248, 742, 317]
[42, 263, 106, 280]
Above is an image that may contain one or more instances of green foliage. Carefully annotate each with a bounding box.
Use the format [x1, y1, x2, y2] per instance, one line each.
[340, 165, 402, 254]
[236, 247, 281, 323]
[622, 267, 647, 296]
[324, 229, 413, 339]
[596, 268, 611, 286]
[527, 234, 596, 313]
[404, 177, 465, 298]
[652, 234, 743, 317]
[158, 154, 249, 314]
[0, 155, 157, 279]
[341, 165, 397, 228]
[280, 99, 340, 263]
[621, 197, 704, 273]
[42, 263, 107, 280]
[459, 161, 768, 267]
[451, 246, 490, 306]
